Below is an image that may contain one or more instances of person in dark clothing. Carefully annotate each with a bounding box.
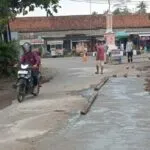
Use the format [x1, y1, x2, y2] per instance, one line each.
[126, 39, 133, 63]
[128, 51, 133, 63]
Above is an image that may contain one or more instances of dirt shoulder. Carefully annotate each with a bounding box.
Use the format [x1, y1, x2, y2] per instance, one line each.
[0, 67, 56, 110]
[0, 78, 15, 109]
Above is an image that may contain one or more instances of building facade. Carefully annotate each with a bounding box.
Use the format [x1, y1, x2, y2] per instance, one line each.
[10, 14, 150, 53]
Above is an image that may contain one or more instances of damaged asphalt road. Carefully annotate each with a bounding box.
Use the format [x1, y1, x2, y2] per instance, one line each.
[0, 57, 148, 150]
[0, 57, 111, 149]
[35, 77, 150, 150]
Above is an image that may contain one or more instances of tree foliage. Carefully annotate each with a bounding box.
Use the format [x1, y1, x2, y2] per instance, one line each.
[136, 1, 147, 14]
[0, 0, 60, 17]
[0, 0, 60, 42]
[113, 8, 131, 15]
[0, 0, 60, 76]
[92, 11, 98, 15]
[0, 0, 60, 30]
[0, 41, 19, 76]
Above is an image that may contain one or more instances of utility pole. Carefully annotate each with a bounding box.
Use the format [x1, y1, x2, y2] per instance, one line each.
[89, 0, 92, 51]
[108, 0, 111, 12]
[106, 0, 113, 33]
[104, 0, 117, 58]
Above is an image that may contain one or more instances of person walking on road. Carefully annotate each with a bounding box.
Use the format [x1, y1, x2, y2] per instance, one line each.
[95, 41, 105, 74]
[126, 38, 133, 63]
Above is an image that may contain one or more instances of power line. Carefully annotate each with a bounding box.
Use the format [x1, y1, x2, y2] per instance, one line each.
[69, 0, 108, 4]
[69, 0, 150, 4]
[68, 0, 150, 9]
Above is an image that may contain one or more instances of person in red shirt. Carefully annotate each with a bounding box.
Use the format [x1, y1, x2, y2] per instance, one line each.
[33, 48, 42, 87]
[20, 43, 40, 93]
[32, 48, 42, 72]
[95, 41, 105, 74]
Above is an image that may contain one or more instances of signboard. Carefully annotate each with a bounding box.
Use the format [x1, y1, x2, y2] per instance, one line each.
[111, 49, 121, 57]
[111, 49, 121, 63]
[20, 39, 44, 45]
[31, 39, 44, 44]
[47, 40, 63, 45]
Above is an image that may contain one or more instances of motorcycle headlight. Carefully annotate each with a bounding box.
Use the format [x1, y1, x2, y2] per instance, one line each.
[21, 64, 29, 69]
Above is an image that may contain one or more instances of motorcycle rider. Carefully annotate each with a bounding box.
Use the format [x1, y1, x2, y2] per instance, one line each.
[20, 42, 40, 93]
[33, 48, 42, 87]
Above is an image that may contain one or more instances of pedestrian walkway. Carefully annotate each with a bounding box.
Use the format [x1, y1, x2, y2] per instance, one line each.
[37, 77, 150, 150]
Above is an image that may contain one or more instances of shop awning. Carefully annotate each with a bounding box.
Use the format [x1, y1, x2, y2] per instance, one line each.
[139, 33, 150, 37]
[115, 31, 129, 39]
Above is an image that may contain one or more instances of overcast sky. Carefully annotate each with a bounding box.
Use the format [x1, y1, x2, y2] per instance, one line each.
[17, 0, 150, 17]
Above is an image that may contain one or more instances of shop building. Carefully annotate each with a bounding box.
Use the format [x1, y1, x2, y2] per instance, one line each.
[10, 14, 150, 54]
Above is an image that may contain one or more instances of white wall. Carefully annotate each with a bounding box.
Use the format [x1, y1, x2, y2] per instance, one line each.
[11, 32, 18, 40]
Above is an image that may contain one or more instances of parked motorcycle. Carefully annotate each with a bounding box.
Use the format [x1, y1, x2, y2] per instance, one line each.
[16, 64, 40, 102]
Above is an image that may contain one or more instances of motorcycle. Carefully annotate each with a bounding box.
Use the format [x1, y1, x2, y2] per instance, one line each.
[16, 64, 40, 102]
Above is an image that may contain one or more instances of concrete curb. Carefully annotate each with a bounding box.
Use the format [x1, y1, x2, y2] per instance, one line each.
[94, 77, 109, 91]
[80, 77, 109, 115]
[80, 92, 98, 115]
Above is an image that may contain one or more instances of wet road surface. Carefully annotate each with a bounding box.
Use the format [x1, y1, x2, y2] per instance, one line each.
[36, 77, 150, 150]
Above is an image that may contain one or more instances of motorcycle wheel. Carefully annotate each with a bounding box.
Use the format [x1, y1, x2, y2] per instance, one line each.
[17, 93, 25, 103]
[17, 80, 26, 103]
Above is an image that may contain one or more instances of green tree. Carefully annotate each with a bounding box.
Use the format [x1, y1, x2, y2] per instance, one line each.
[113, 8, 130, 15]
[0, 0, 60, 42]
[92, 11, 98, 15]
[5, 0, 60, 16]
[0, 0, 60, 77]
[136, 1, 147, 14]
[0, 41, 19, 76]
[113, 8, 121, 15]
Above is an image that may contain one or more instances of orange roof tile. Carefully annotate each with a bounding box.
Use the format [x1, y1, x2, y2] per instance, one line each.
[10, 14, 150, 32]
